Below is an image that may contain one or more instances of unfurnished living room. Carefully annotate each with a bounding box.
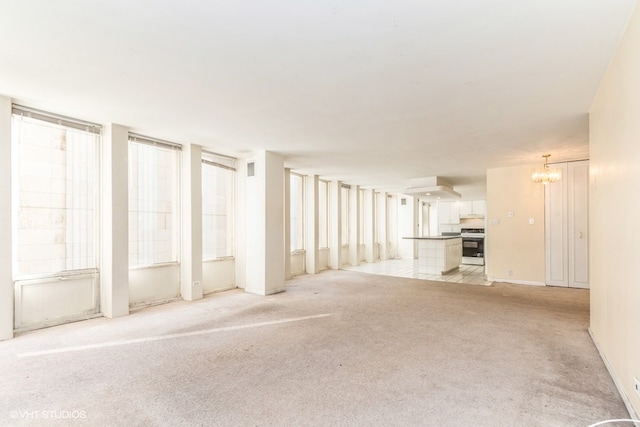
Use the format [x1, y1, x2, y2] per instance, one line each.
[1, 1, 639, 426]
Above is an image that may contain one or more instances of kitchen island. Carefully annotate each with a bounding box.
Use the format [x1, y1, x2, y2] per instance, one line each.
[404, 236, 462, 275]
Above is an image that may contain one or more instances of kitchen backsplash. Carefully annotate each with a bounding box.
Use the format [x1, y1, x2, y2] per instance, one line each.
[438, 218, 486, 234]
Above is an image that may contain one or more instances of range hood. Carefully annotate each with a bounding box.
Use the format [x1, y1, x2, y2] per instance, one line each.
[404, 176, 461, 200]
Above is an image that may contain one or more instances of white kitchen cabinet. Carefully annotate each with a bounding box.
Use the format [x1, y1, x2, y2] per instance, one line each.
[545, 160, 589, 288]
[459, 200, 486, 217]
[438, 201, 460, 226]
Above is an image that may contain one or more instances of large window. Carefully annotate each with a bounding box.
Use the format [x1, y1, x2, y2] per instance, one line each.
[12, 106, 100, 277]
[290, 173, 305, 251]
[318, 180, 329, 249]
[128, 135, 181, 267]
[202, 152, 235, 260]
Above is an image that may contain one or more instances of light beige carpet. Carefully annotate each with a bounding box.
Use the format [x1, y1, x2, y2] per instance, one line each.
[0, 270, 630, 426]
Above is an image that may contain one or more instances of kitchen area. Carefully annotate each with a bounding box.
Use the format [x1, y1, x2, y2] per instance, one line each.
[345, 176, 489, 285]
[347, 195, 489, 284]
[409, 198, 486, 276]
[439, 200, 486, 266]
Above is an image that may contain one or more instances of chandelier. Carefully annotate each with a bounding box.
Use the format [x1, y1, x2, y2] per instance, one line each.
[531, 154, 561, 184]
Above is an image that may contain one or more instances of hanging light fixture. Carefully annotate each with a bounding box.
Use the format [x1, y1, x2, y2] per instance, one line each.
[531, 154, 561, 184]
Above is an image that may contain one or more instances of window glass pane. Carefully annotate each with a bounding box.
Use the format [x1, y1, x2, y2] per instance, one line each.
[202, 162, 234, 259]
[128, 141, 180, 267]
[290, 174, 304, 251]
[318, 181, 328, 248]
[12, 114, 99, 277]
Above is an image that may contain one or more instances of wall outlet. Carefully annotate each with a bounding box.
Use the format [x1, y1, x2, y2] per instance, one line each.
[634, 377, 640, 397]
[507, 270, 513, 277]
[193, 281, 200, 287]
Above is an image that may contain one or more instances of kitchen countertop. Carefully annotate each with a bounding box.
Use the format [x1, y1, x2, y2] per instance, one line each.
[402, 236, 462, 240]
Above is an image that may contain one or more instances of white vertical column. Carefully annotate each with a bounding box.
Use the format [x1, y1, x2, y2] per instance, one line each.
[245, 151, 285, 295]
[364, 189, 375, 263]
[101, 124, 130, 318]
[378, 192, 388, 260]
[235, 160, 247, 289]
[349, 185, 360, 266]
[412, 196, 419, 258]
[305, 174, 319, 274]
[181, 144, 203, 301]
[284, 168, 291, 279]
[388, 195, 399, 258]
[328, 181, 342, 269]
[0, 95, 13, 340]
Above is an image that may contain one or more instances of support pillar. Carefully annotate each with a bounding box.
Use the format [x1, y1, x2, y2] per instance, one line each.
[349, 185, 360, 266]
[181, 144, 203, 301]
[378, 192, 389, 260]
[305, 174, 319, 274]
[245, 151, 285, 295]
[364, 189, 375, 263]
[101, 124, 130, 318]
[284, 168, 291, 279]
[328, 181, 342, 269]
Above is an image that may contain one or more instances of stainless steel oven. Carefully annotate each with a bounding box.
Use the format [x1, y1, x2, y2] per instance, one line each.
[461, 228, 484, 265]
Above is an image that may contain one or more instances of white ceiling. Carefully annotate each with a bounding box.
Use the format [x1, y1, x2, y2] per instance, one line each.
[1, 0, 636, 199]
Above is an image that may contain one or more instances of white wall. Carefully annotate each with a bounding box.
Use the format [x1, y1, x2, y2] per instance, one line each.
[290, 251, 306, 277]
[203, 259, 235, 294]
[318, 248, 329, 271]
[397, 194, 417, 259]
[14, 275, 98, 330]
[0, 95, 13, 340]
[129, 264, 181, 307]
[589, 2, 640, 416]
[485, 164, 545, 285]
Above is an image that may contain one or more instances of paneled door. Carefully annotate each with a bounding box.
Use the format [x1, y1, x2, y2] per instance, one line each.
[545, 160, 589, 288]
[567, 161, 589, 288]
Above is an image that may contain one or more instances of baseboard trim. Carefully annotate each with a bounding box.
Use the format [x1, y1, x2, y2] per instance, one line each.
[486, 277, 546, 286]
[588, 328, 639, 423]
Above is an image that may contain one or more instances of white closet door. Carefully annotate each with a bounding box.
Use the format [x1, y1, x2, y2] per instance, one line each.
[545, 163, 569, 287]
[544, 161, 589, 289]
[568, 161, 589, 288]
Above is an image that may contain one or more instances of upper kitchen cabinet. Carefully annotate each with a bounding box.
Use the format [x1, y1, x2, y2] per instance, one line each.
[437, 201, 457, 234]
[459, 200, 486, 218]
[438, 201, 460, 227]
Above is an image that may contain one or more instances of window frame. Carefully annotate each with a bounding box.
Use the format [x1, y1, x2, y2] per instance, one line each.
[127, 134, 182, 268]
[201, 151, 236, 261]
[11, 105, 101, 280]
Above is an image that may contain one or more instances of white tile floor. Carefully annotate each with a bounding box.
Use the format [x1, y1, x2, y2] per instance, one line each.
[342, 259, 493, 286]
